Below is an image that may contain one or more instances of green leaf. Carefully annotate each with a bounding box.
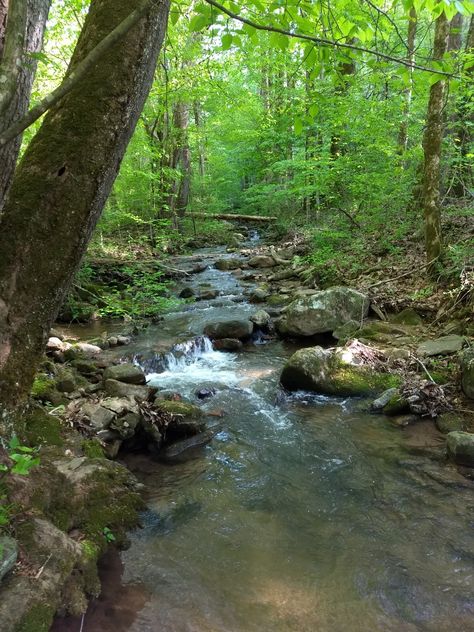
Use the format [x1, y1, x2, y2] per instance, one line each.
[221, 33, 233, 50]
[294, 117, 304, 135]
[189, 14, 208, 32]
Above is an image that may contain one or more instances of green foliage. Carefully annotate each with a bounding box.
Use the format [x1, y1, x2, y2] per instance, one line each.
[102, 526, 116, 543]
[0, 437, 40, 532]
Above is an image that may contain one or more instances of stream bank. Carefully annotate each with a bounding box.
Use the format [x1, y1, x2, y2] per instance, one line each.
[1, 230, 473, 631]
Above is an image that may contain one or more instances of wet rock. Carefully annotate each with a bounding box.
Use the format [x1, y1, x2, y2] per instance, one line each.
[446, 431, 474, 467]
[383, 392, 410, 416]
[198, 289, 219, 301]
[436, 412, 464, 434]
[204, 319, 253, 340]
[103, 363, 146, 385]
[417, 334, 465, 357]
[280, 346, 400, 396]
[0, 536, 18, 582]
[371, 388, 399, 412]
[249, 288, 269, 303]
[117, 335, 131, 346]
[104, 379, 154, 401]
[108, 336, 118, 347]
[196, 388, 216, 399]
[390, 308, 423, 326]
[250, 309, 271, 328]
[179, 286, 195, 299]
[192, 262, 208, 273]
[248, 255, 275, 268]
[81, 402, 115, 430]
[156, 400, 203, 419]
[161, 429, 217, 463]
[214, 258, 242, 271]
[55, 368, 78, 393]
[277, 287, 369, 336]
[110, 412, 141, 440]
[461, 347, 474, 399]
[213, 338, 243, 351]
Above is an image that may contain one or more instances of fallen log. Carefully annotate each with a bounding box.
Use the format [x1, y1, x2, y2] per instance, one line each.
[187, 212, 276, 223]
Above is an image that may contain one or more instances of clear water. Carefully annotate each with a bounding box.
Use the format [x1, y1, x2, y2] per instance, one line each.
[52, 248, 474, 632]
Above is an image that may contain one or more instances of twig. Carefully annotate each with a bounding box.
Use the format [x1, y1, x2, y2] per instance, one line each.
[35, 553, 52, 579]
[366, 257, 437, 289]
[79, 613, 85, 632]
[411, 354, 435, 382]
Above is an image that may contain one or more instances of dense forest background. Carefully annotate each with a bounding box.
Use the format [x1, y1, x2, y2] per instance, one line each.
[27, 0, 474, 287]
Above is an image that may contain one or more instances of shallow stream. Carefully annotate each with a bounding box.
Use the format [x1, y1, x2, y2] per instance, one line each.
[52, 245, 474, 632]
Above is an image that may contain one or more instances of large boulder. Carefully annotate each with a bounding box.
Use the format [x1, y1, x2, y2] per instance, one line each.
[204, 320, 253, 340]
[104, 379, 154, 400]
[103, 363, 146, 385]
[250, 309, 271, 328]
[277, 287, 369, 336]
[280, 346, 400, 396]
[248, 255, 276, 268]
[446, 431, 474, 467]
[213, 338, 243, 351]
[461, 347, 474, 399]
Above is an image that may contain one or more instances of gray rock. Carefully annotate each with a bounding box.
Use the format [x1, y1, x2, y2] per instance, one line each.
[81, 402, 115, 430]
[390, 308, 423, 326]
[213, 338, 244, 351]
[46, 336, 72, 353]
[250, 309, 271, 328]
[446, 431, 474, 467]
[0, 537, 18, 582]
[102, 397, 138, 415]
[204, 320, 253, 340]
[214, 258, 242, 271]
[278, 287, 370, 336]
[76, 342, 102, 356]
[104, 379, 154, 400]
[103, 363, 146, 385]
[117, 335, 131, 346]
[248, 255, 275, 268]
[371, 388, 399, 412]
[108, 336, 118, 347]
[110, 412, 141, 439]
[249, 288, 268, 303]
[417, 334, 465, 357]
[461, 347, 474, 399]
[161, 429, 218, 463]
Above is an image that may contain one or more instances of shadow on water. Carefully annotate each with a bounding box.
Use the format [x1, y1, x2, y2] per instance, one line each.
[52, 245, 474, 632]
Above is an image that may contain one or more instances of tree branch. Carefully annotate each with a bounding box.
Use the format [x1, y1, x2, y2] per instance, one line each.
[204, 0, 457, 77]
[0, 0, 160, 147]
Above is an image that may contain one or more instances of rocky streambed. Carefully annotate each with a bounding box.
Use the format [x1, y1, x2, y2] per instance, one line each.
[1, 236, 474, 631]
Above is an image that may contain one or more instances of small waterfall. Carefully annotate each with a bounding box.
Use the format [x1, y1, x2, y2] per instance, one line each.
[162, 336, 214, 372]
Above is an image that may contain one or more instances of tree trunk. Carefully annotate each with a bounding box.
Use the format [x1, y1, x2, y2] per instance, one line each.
[398, 7, 417, 154]
[421, 11, 449, 270]
[0, 0, 170, 409]
[330, 46, 355, 159]
[0, 0, 51, 211]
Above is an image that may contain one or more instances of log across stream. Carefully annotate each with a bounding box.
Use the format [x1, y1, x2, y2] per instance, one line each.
[52, 245, 474, 632]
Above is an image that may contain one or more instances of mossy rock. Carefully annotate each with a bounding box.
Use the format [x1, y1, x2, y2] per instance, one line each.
[156, 400, 203, 419]
[267, 294, 291, 306]
[31, 374, 56, 399]
[390, 308, 423, 326]
[281, 346, 401, 397]
[13, 602, 56, 632]
[71, 359, 99, 375]
[23, 407, 64, 447]
[81, 439, 105, 459]
[383, 393, 410, 416]
[436, 413, 464, 434]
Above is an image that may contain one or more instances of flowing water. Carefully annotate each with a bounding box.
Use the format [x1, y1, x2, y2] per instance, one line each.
[52, 245, 474, 632]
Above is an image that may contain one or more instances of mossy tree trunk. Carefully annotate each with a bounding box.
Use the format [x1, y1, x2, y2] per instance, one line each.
[0, 0, 170, 410]
[398, 7, 417, 154]
[0, 0, 51, 211]
[421, 10, 449, 272]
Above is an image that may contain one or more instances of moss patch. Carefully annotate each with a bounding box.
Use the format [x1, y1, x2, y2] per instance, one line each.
[81, 439, 105, 459]
[23, 407, 64, 447]
[14, 602, 55, 632]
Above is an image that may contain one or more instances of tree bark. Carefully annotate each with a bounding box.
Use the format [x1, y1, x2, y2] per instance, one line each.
[0, 0, 170, 409]
[0, 0, 51, 211]
[398, 7, 417, 154]
[421, 11, 449, 271]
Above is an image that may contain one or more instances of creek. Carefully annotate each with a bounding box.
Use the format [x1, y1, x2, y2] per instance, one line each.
[52, 242, 474, 632]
